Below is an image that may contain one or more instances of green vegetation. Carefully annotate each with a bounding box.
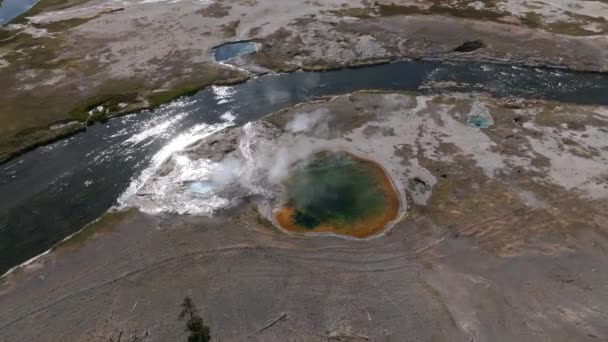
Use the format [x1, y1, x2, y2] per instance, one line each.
[419, 4, 506, 20]
[329, 7, 376, 19]
[179, 297, 211, 342]
[0, 33, 65, 69]
[0, 26, 14, 40]
[425, 170, 454, 218]
[0, 6, 247, 165]
[301, 59, 342, 71]
[251, 50, 299, 73]
[149, 71, 249, 107]
[148, 84, 206, 107]
[0, 122, 85, 163]
[220, 20, 240, 38]
[0, 39, 248, 163]
[196, 2, 231, 18]
[249, 27, 301, 72]
[12, 0, 93, 23]
[330, 3, 608, 36]
[522, 12, 542, 28]
[33, 16, 98, 32]
[521, 10, 608, 36]
[546, 20, 603, 36]
[330, 3, 507, 21]
[68, 91, 142, 123]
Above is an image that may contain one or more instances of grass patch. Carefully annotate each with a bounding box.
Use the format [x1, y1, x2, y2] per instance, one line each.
[148, 84, 204, 107]
[329, 7, 376, 19]
[148, 66, 249, 106]
[196, 2, 231, 18]
[0, 33, 65, 70]
[426, 4, 506, 20]
[376, 3, 507, 20]
[330, 3, 507, 21]
[0, 122, 85, 163]
[249, 27, 301, 72]
[69, 91, 141, 123]
[220, 20, 240, 38]
[522, 11, 608, 36]
[0, 27, 19, 40]
[11, 0, 93, 23]
[546, 20, 604, 36]
[251, 51, 299, 72]
[375, 4, 422, 17]
[329, 3, 607, 36]
[33, 16, 98, 33]
[301, 58, 342, 71]
[521, 12, 542, 28]
[425, 173, 454, 220]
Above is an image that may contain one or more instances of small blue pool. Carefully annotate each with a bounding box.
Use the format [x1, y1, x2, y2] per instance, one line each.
[213, 41, 258, 62]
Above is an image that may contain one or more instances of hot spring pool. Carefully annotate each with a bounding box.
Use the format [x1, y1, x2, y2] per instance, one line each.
[212, 41, 258, 62]
[275, 152, 400, 238]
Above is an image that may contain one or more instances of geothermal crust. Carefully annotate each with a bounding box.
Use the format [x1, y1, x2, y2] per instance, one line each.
[2, 91, 608, 341]
[119, 97, 411, 235]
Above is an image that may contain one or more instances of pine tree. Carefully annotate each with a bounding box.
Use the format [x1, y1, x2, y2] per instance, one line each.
[179, 296, 211, 342]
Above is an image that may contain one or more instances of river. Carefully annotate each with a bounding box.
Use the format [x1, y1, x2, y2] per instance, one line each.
[0, 0, 37, 24]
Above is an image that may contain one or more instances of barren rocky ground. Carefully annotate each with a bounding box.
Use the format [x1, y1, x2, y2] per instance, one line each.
[1, 92, 607, 341]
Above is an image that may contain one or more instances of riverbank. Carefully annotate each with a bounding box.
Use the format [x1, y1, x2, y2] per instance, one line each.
[2, 0, 608, 163]
[2, 91, 607, 341]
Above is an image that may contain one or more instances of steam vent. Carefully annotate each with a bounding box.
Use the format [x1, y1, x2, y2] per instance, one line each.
[275, 151, 400, 238]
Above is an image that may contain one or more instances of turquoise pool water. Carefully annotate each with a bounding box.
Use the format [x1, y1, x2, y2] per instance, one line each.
[213, 41, 258, 62]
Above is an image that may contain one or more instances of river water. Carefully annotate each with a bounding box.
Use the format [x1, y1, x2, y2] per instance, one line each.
[0, 0, 37, 24]
[1, 60, 608, 274]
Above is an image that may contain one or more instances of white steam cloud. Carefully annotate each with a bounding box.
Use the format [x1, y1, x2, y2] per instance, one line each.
[286, 108, 329, 134]
[121, 108, 332, 215]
